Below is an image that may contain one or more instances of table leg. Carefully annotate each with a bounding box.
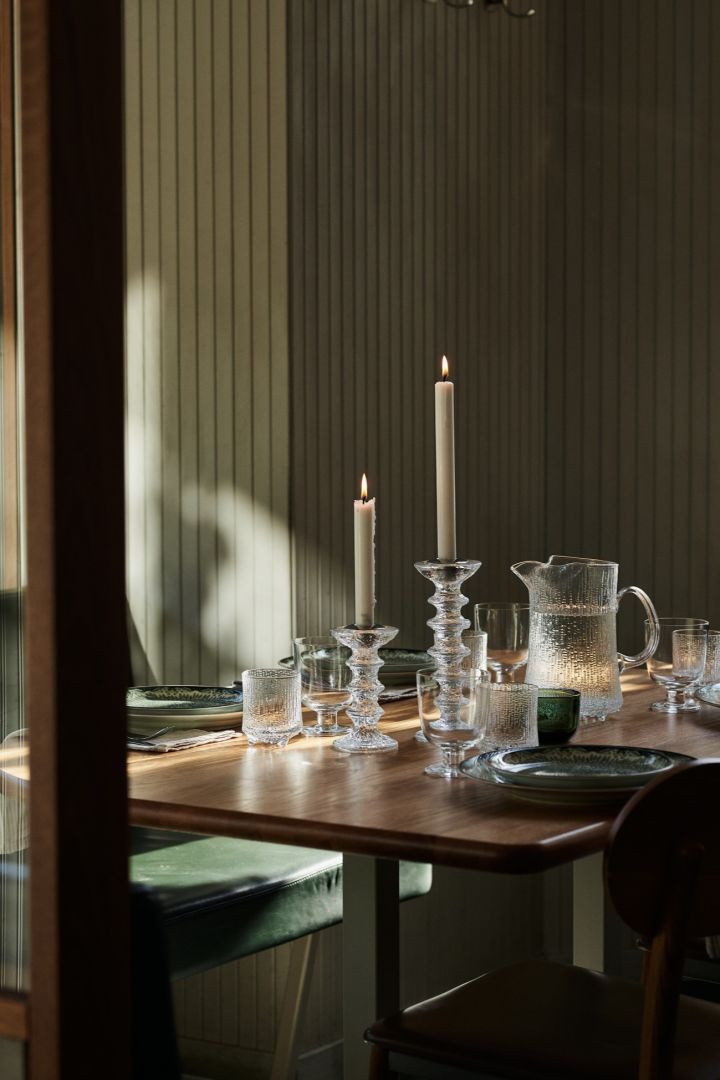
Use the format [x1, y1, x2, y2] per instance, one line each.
[572, 852, 605, 971]
[342, 854, 400, 1080]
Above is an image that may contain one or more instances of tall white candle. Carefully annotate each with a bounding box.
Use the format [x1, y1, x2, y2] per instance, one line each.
[354, 473, 376, 627]
[435, 355, 456, 561]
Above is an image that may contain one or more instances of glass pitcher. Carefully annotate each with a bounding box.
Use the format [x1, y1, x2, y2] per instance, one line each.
[511, 556, 660, 721]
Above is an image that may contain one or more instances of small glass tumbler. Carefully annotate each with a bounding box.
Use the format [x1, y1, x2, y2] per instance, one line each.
[416, 666, 486, 779]
[646, 618, 709, 713]
[536, 688, 581, 745]
[477, 682, 538, 751]
[241, 667, 302, 746]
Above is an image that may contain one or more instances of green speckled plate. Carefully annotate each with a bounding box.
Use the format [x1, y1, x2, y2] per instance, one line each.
[461, 746, 693, 805]
[696, 683, 720, 707]
[485, 744, 680, 790]
[127, 685, 243, 718]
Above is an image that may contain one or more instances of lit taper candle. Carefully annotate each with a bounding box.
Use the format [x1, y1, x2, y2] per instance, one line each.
[435, 356, 456, 560]
[354, 473, 375, 627]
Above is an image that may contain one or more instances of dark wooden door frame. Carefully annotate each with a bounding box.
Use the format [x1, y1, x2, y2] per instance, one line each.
[15, 1, 129, 1076]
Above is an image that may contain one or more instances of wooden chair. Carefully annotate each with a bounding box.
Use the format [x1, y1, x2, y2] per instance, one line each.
[365, 759, 720, 1080]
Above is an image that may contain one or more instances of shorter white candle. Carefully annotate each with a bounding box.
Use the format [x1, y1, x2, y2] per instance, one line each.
[354, 474, 375, 627]
[435, 355, 456, 561]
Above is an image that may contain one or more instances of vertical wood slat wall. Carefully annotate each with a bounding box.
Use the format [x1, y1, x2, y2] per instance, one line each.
[545, 0, 720, 630]
[125, 0, 291, 691]
[124, 0, 294, 1059]
[290, 0, 548, 644]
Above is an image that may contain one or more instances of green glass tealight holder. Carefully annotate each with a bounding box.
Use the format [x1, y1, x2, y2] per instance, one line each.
[536, 688, 581, 745]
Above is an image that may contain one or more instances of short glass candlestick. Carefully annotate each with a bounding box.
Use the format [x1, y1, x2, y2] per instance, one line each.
[415, 559, 481, 737]
[330, 624, 399, 753]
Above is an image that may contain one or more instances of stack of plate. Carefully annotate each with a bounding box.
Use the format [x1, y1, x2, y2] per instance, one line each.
[460, 744, 693, 804]
[277, 648, 431, 696]
[127, 686, 243, 736]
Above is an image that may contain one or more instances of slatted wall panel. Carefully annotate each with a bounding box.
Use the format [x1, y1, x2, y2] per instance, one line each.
[125, 0, 291, 691]
[289, 0, 548, 645]
[545, 0, 720, 630]
[124, 0, 294, 1063]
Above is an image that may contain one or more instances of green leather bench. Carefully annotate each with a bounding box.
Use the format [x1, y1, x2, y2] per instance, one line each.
[130, 827, 432, 1077]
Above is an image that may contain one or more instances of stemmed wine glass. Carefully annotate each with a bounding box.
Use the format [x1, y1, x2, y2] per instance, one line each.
[473, 603, 529, 682]
[645, 619, 708, 713]
[416, 666, 487, 778]
[293, 637, 352, 737]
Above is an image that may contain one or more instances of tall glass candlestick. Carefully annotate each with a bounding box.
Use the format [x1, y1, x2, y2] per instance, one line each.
[415, 558, 481, 737]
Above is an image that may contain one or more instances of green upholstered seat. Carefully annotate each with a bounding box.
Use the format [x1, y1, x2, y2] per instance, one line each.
[130, 827, 432, 981]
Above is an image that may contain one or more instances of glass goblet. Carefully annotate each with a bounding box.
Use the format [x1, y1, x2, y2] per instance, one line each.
[671, 630, 707, 707]
[293, 636, 352, 737]
[473, 603, 529, 682]
[646, 618, 709, 713]
[683, 630, 720, 708]
[414, 630, 487, 746]
[416, 666, 486, 779]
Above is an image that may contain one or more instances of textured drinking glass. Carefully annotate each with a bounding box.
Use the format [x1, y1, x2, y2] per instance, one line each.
[684, 630, 720, 707]
[241, 668, 302, 745]
[536, 688, 581, 745]
[477, 682, 538, 751]
[416, 666, 486, 778]
[473, 603, 529, 681]
[293, 637, 352, 737]
[462, 629, 488, 673]
[672, 629, 707, 694]
[646, 618, 709, 713]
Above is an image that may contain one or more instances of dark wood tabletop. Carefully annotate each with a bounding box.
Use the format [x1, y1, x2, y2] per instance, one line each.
[127, 672, 720, 873]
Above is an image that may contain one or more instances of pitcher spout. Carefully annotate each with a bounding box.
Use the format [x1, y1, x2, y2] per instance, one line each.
[511, 560, 546, 587]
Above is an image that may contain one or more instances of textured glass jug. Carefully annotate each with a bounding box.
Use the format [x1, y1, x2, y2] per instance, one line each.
[511, 556, 660, 722]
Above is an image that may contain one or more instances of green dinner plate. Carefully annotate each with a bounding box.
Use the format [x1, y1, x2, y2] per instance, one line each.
[460, 747, 694, 805]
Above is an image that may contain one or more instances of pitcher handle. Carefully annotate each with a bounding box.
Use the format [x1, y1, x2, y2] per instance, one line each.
[617, 586, 660, 671]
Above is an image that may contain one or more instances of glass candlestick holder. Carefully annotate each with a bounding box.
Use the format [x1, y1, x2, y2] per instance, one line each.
[415, 559, 482, 738]
[330, 624, 399, 753]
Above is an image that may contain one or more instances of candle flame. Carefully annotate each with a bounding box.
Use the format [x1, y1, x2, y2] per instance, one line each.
[441, 355, 449, 381]
[361, 473, 368, 502]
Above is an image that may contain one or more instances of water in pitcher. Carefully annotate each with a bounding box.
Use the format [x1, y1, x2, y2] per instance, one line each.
[525, 610, 623, 718]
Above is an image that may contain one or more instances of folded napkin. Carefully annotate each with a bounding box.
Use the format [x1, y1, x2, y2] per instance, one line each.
[128, 729, 242, 753]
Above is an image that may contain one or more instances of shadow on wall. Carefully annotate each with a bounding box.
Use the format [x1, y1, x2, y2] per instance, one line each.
[125, 271, 311, 686]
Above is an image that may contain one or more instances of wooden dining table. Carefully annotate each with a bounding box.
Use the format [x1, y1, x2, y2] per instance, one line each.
[128, 671, 720, 1080]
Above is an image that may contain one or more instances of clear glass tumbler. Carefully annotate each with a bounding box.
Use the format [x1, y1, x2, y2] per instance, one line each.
[646, 618, 709, 713]
[477, 681, 539, 751]
[416, 666, 486, 779]
[293, 637, 352, 737]
[473, 603, 529, 682]
[241, 667, 302, 746]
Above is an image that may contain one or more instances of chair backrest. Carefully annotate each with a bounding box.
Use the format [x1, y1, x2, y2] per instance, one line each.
[605, 759, 720, 1079]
